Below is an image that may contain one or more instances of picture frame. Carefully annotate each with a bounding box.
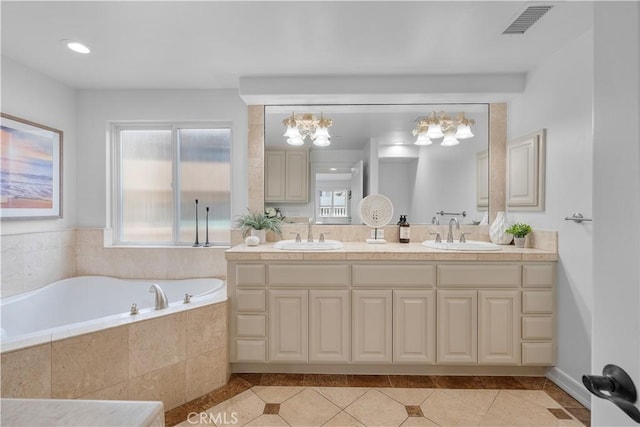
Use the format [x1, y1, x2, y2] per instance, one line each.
[1, 113, 63, 220]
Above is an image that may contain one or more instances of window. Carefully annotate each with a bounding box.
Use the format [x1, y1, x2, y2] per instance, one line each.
[113, 123, 231, 245]
[318, 190, 349, 218]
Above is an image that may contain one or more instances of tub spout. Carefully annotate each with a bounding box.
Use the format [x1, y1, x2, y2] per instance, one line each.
[149, 284, 169, 310]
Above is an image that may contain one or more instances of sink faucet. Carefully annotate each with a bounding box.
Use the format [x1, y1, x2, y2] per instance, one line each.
[149, 284, 168, 310]
[306, 217, 314, 242]
[447, 217, 460, 243]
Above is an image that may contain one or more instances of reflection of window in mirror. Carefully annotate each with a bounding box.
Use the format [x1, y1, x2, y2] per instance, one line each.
[318, 190, 350, 222]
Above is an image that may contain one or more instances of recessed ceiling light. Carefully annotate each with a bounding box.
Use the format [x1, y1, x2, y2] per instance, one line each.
[63, 40, 91, 54]
[394, 141, 403, 145]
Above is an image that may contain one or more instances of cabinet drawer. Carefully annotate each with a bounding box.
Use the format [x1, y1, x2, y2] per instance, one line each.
[438, 265, 521, 287]
[236, 314, 266, 337]
[236, 264, 265, 287]
[353, 264, 434, 287]
[522, 291, 553, 314]
[235, 340, 266, 362]
[268, 264, 349, 286]
[522, 342, 554, 365]
[522, 317, 553, 340]
[523, 264, 555, 288]
[235, 289, 266, 312]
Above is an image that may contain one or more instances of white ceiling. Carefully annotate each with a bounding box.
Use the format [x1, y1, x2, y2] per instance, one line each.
[1, 1, 593, 90]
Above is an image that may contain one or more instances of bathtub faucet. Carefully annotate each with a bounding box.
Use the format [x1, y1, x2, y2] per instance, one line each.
[149, 284, 169, 310]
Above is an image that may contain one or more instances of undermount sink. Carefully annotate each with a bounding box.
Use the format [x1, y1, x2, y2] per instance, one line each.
[421, 240, 502, 251]
[273, 240, 344, 251]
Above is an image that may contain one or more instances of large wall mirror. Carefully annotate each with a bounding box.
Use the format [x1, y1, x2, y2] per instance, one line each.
[264, 104, 489, 225]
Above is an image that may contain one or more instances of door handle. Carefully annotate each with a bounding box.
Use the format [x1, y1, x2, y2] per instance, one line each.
[583, 364, 640, 422]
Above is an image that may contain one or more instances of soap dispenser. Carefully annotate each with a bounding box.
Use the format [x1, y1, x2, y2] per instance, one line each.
[398, 215, 411, 244]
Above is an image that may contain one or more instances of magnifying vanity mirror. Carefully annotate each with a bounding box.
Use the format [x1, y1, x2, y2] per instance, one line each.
[264, 104, 489, 225]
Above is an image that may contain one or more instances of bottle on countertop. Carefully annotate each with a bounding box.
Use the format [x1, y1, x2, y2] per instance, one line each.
[398, 215, 411, 243]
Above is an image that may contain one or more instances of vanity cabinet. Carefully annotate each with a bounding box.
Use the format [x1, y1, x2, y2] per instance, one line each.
[352, 290, 392, 363]
[227, 259, 556, 371]
[265, 149, 309, 203]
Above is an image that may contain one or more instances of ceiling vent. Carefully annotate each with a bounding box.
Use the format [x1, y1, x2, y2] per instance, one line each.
[503, 5, 553, 34]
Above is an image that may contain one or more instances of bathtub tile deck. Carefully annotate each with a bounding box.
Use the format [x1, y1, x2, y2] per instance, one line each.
[165, 375, 590, 427]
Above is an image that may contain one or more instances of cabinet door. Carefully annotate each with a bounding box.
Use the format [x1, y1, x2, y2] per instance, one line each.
[478, 290, 520, 365]
[393, 290, 435, 364]
[285, 150, 308, 202]
[268, 290, 308, 362]
[309, 290, 350, 363]
[437, 290, 477, 364]
[352, 290, 392, 363]
[265, 150, 286, 202]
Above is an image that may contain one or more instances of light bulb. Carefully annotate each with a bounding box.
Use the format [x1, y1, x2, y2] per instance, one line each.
[284, 125, 301, 138]
[455, 124, 474, 139]
[66, 41, 91, 54]
[425, 124, 444, 139]
[287, 136, 304, 146]
[313, 135, 331, 147]
[414, 133, 433, 145]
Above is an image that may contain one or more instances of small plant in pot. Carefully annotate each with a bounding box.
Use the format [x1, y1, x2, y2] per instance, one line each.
[505, 223, 532, 248]
[234, 210, 283, 243]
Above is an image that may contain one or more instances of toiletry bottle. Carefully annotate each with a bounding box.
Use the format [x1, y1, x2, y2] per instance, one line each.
[399, 215, 411, 243]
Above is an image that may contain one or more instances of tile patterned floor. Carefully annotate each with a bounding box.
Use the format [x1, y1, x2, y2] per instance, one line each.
[165, 374, 590, 427]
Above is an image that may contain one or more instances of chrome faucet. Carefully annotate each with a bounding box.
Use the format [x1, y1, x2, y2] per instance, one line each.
[306, 217, 314, 242]
[447, 217, 460, 243]
[432, 216, 440, 225]
[149, 284, 168, 310]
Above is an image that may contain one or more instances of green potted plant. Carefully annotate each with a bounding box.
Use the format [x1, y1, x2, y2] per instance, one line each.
[505, 223, 532, 248]
[234, 209, 283, 243]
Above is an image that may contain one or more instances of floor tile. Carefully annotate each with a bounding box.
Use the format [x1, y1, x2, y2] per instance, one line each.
[260, 373, 305, 386]
[304, 374, 349, 387]
[233, 373, 263, 386]
[252, 386, 305, 403]
[420, 389, 497, 426]
[504, 389, 562, 409]
[431, 375, 484, 389]
[400, 416, 439, 426]
[205, 389, 265, 426]
[389, 375, 437, 388]
[263, 403, 280, 414]
[566, 407, 591, 426]
[514, 376, 547, 390]
[345, 389, 408, 427]
[543, 381, 584, 408]
[347, 374, 392, 387]
[405, 405, 424, 417]
[478, 389, 564, 426]
[477, 375, 526, 389]
[315, 387, 369, 408]
[549, 408, 573, 419]
[378, 387, 435, 406]
[279, 387, 341, 426]
[322, 411, 366, 427]
[244, 414, 289, 426]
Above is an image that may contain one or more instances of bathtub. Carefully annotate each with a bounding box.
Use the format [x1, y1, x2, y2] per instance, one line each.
[1, 276, 229, 409]
[1, 275, 226, 350]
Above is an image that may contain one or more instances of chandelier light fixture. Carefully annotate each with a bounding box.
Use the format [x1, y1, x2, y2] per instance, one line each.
[412, 112, 475, 146]
[282, 112, 333, 147]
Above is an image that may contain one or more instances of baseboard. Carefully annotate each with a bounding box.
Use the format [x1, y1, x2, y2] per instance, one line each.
[546, 367, 592, 409]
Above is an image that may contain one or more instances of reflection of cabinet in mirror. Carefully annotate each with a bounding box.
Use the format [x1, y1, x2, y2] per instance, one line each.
[507, 130, 546, 211]
[265, 149, 309, 203]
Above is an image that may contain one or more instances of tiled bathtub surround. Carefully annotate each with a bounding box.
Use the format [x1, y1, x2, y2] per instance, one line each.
[1, 301, 229, 411]
[76, 229, 228, 280]
[1, 229, 76, 298]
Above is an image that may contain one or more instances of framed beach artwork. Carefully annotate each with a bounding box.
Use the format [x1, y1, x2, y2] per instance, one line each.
[1, 113, 63, 219]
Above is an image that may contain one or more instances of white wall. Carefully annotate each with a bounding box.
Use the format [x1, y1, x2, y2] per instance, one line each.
[592, 2, 640, 425]
[508, 29, 594, 402]
[75, 89, 247, 228]
[1, 56, 77, 233]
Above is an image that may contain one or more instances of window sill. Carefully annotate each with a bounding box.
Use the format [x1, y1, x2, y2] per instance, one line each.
[105, 244, 231, 250]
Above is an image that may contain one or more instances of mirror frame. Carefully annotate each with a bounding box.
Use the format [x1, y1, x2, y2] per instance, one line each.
[247, 104, 507, 225]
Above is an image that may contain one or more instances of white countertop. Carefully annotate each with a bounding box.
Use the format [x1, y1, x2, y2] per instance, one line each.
[225, 241, 557, 261]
